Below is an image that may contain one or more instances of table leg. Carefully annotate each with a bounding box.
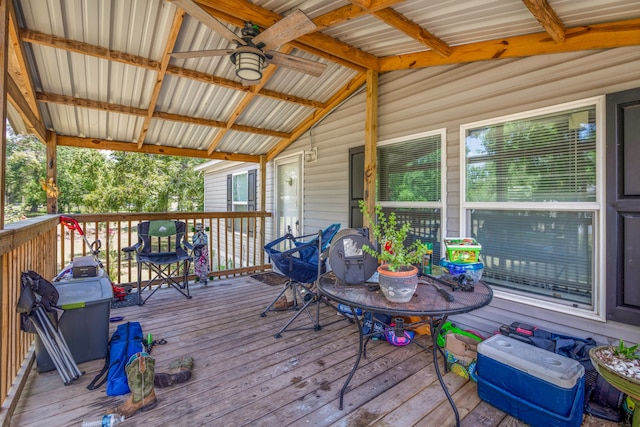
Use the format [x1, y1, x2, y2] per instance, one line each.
[339, 305, 364, 410]
[431, 316, 460, 427]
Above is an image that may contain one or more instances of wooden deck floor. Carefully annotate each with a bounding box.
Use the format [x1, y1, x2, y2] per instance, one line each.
[11, 275, 622, 427]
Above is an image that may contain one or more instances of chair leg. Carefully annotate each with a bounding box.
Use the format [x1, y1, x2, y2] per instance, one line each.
[137, 261, 192, 304]
[137, 265, 143, 306]
[273, 284, 347, 338]
[260, 279, 297, 316]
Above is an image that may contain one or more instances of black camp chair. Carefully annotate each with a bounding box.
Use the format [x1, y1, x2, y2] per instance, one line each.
[123, 220, 193, 305]
[261, 223, 343, 337]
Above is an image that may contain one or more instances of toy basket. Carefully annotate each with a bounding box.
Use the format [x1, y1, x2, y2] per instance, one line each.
[444, 237, 482, 263]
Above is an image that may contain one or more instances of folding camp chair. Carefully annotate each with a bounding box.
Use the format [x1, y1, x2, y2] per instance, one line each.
[262, 223, 344, 337]
[123, 220, 193, 305]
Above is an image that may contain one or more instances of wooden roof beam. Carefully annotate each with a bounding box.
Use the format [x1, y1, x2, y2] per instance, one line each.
[7, 2, 43, 140]
[7, 76, 45, 140]
[137, 8, 185, 148]
[57, 135, 261, 163]
[20, 29, 161, 71]
[36, 92, 289, 139]
[371, 8, 451, 57]
[522, 0, 566, 43]
[20, 29, 322, 109]
[379, 18, 640, 71]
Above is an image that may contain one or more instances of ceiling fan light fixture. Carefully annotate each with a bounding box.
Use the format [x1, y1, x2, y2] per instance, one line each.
[231, 46, 266, 81]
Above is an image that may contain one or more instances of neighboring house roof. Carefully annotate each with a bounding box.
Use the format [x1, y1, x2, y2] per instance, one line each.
[7, 0, 640, 163]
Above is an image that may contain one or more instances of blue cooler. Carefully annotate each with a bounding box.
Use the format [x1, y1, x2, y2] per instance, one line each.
[476, 334, 585, 427]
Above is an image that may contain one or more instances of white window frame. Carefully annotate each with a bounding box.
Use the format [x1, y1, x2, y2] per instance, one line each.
[459, 96, 605, 321]
[377, 129, 447, 257]
[231, 171, 248, 212]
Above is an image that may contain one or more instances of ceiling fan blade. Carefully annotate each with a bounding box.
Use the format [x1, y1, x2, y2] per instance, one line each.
[267, 51, 327, 77]
[170, 49, 234, 59]
[171, 0, 244, 45]
[253, 9, 316, 52]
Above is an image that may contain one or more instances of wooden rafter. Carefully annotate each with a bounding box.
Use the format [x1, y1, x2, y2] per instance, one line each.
[56, 135, 260, 162]
[7, 76, 45, 140]
[35, 92, 289, 139]
[7, 2, 44, 141]
[371, 8, 451, 57]
[20, 29, 322, 109]
[379, 18, 640, 71]
[521, 0, 566, 43]
[137, 8, 185, 148]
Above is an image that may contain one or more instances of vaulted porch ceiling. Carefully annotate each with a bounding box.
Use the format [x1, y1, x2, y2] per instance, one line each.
[6, 0, 640, 163]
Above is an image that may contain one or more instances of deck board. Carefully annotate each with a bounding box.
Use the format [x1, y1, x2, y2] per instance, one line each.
[10, 276, 624, 427]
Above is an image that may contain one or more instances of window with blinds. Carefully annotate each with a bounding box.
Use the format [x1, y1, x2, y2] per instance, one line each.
[461, 98, 603, 311]
[377, 131, 444, 260]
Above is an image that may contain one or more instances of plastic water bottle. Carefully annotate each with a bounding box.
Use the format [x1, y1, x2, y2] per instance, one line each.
[81, 414, 124, 426]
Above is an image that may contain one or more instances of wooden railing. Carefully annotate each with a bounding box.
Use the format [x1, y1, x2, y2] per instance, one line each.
[0, 211, 271, 424]
[57, 211, 272, 286]
[0, 215, 59, 422]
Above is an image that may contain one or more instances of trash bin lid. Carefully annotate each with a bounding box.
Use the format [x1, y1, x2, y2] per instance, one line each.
[54, 275, 112, 308]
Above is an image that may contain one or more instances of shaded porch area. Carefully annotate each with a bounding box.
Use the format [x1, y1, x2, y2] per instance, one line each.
[10, 275, 617, 427]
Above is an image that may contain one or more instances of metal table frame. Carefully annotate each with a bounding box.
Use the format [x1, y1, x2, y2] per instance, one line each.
[317, 272, 493, 427]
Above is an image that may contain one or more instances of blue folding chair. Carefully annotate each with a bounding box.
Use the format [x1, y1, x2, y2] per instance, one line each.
[261, 223, 343, 337]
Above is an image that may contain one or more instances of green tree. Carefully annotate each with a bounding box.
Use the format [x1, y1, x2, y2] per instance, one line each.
[4, 126, 206, 220]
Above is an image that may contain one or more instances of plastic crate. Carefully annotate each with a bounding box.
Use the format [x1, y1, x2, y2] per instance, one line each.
[444, 237, 481, 263]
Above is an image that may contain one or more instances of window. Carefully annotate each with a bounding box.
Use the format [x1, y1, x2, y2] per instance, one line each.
[227, 169, 257, 233]
[377, 130, 445, 260]
[461, 97, 604, 316]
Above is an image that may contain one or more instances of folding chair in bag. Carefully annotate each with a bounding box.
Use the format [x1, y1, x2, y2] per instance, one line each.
[123, 220, 193, 305]
[262, 223, 344, 338]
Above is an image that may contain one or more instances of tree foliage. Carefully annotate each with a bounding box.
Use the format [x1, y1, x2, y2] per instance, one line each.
[4, 129, 207, 222]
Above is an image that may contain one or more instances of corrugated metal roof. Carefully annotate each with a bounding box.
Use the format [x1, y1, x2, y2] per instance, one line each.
[8, 0, 640, 160]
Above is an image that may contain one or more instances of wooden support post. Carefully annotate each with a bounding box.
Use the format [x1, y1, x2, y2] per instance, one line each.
[363, 69, 378, 232]
[46, 131, 58, 214]
[0, 0, 8, 228]
[259, 154, 266, 264]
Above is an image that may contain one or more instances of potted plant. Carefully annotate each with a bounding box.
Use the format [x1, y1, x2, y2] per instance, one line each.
[589, 340, 640, 427]
[359, 201, 431, 302]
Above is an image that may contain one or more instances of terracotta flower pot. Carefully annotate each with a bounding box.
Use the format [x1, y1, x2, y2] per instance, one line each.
[377, 264, 418, 303]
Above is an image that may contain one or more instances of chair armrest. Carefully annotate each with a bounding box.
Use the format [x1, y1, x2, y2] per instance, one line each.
[182, 241, 194, 251]
[122, 243, 141, 260]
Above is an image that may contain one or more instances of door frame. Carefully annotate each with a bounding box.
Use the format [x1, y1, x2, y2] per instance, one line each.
[273, 153, 304, 237]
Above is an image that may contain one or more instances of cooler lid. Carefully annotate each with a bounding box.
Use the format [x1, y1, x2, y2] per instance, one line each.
[478, 334, 584, 389]
[53, 273, 113, 308]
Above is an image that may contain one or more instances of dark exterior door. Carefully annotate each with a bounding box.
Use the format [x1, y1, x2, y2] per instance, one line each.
[606, 87, 640, 326]
[349, 146, 365, 228]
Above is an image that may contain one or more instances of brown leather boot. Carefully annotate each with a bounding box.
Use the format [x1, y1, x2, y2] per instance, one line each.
[154, 356, 194, 388]
[106, 352, 158, 417]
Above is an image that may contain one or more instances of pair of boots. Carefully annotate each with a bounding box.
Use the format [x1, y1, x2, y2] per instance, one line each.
[154, 356, 194, 388]
[106, 355, 194, 418]
[107, 352, 157, 418]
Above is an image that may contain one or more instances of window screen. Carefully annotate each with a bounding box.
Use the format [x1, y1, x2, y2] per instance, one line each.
[463, 101, 600, 309]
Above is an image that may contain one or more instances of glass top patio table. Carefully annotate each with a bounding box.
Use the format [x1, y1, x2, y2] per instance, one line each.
[317, 271, 493, 427]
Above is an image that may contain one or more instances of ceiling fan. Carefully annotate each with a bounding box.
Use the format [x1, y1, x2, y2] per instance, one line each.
[170, 0, 327, 83]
